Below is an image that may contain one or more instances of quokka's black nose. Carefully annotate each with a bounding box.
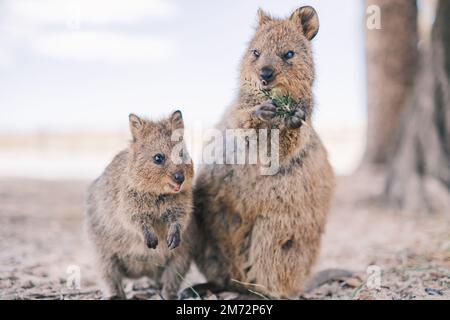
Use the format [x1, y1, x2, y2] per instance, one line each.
[173, 172, 185, 184]
[260, 67, 275, 83]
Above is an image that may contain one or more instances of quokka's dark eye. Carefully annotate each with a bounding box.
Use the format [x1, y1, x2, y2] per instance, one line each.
[252, 49, 260, 58]
[153, 153, 165, 165]
[283, 51, 295, 60]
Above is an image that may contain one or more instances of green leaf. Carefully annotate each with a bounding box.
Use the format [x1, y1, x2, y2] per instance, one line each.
[260, 90, 298, 118]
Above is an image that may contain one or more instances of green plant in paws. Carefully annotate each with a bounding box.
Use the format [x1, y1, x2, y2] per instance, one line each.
[261, 90, 298, 118]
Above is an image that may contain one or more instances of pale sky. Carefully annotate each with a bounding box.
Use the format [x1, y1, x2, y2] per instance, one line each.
[0, 0, 366, 133]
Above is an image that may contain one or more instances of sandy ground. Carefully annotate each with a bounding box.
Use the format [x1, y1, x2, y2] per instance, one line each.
[0, 170, 449, 300]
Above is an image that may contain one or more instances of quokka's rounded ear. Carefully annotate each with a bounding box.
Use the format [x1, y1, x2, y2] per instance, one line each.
[171, 110, 184, 130]
[290, 6, 319, 41]
[129, 113, 143, 141]
[257, 8, 273, 27]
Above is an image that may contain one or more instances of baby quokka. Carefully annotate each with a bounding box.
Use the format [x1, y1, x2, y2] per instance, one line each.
[85, 111, 194, 299]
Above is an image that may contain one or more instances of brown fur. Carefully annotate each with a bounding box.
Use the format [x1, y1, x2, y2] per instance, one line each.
[192, 6, 335, 299]
[85, 111, 194, 299]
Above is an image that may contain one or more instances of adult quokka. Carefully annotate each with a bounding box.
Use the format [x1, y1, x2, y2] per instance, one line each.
[189, 6, 335, 299]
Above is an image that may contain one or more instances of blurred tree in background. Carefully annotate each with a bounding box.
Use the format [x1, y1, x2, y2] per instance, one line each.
[364, 0, 418, 165]
[364, 0, 450, 213]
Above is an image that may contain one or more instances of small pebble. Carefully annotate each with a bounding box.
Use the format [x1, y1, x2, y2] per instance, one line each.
[345, 277, 363, 288]
[425, 288, 443, 296]
[21, 280, 34, 289]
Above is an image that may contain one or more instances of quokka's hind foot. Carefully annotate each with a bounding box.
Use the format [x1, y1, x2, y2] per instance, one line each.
[179, 282, 264, 300]
[179, 282, 224, 300]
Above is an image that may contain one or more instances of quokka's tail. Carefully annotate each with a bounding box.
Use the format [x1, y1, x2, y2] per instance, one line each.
[305, 269, 354, 292]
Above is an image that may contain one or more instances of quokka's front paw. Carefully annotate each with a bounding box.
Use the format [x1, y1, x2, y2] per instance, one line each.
[253, 100, 277, 122]
[144, 226, 158, 249]
[284, 108, 306, 129]
[167, 224, 181, 250]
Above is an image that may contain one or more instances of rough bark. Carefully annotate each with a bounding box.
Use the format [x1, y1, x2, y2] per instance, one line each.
[364, 0, 419, 165]
[385, 0, 450, 213]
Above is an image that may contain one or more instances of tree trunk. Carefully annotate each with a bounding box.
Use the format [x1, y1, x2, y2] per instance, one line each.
[385, 0, 450, 213]
[364, 0, 419, 165]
